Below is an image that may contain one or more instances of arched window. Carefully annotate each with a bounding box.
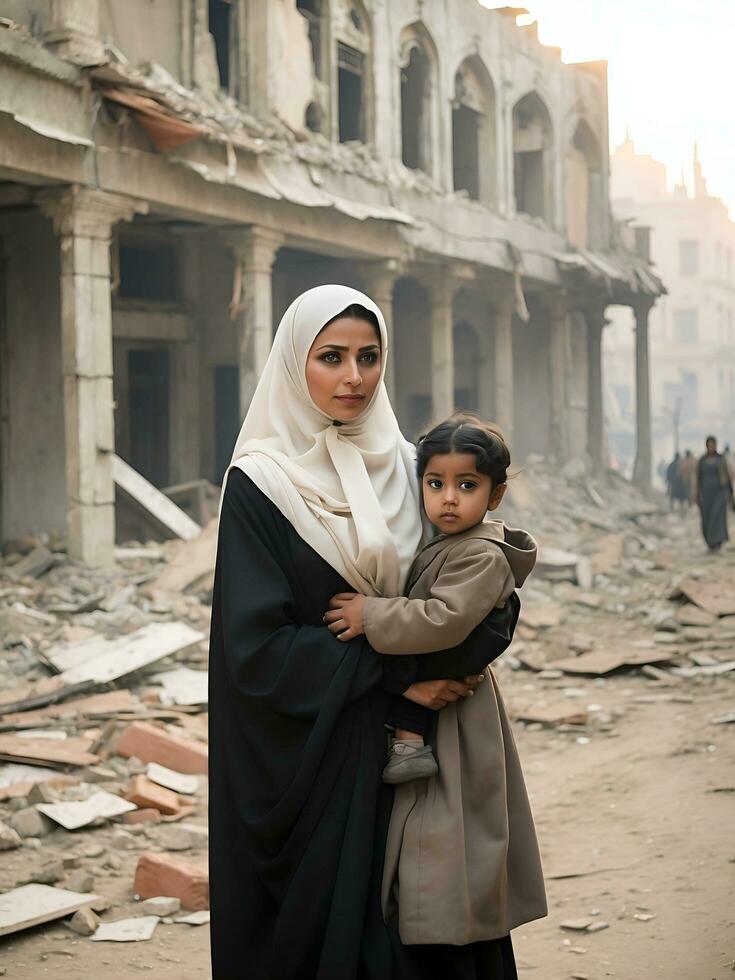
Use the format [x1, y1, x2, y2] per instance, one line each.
[566, 118, 603, 249]
[399, 24, 437, 174]
[452, 56, 496, 204]
[336, 2, 370, 143]
[512, 91, 554, 223]
[401, 46, 430, 170]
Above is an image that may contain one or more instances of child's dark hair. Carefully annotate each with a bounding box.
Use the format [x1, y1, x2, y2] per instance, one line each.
[416, 413, 511, 488]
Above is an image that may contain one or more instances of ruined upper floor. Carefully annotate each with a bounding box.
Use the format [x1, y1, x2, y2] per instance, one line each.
[2, 0, 611, 251]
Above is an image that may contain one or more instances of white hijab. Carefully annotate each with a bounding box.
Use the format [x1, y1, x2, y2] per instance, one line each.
[226, 284, 423, 598]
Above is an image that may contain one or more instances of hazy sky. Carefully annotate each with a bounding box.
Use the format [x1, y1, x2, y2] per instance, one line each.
[480, 0, 735, 213]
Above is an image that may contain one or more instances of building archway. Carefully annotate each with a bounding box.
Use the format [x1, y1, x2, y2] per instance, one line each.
[566, 118, 603, 249]
[452, 55, 497, 205]
[512, 91, 554, 224]
[399, 23, 439, 175]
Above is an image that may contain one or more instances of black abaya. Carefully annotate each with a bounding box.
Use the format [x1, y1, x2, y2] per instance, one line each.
[209, 471, 518, 979]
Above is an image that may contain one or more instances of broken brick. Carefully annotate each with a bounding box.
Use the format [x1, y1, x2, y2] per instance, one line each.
[126, 775, 181, 816]
[123, 807, 162, 826]
[133, 851, 209, 911]
[116, 722, 208, 775]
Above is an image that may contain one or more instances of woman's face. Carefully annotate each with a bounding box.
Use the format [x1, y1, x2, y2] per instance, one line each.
[706, 438, 717, 455]
[306, 316, 382, 421]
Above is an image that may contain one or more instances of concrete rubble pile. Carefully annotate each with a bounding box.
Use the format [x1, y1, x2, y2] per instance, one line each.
[1, 460, 734, 947]
[0, 521, 216, 941]
[495, 455, 735, 735]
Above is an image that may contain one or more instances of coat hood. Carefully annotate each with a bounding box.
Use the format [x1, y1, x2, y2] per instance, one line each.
[417, 519, 537, 589]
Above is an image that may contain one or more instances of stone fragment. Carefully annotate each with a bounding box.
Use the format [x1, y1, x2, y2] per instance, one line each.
[65, 870, 95, 893]
[560, 917, 594, 931]
[141, 895, 181, 917]
[0, 820, 22, 850]
[153, 823, 208, 852]
[27, 782, 61, 804]
[68, 906, 100, 936]
[133, 851, 209, 910]
[30, 861, 66, 884]
[10, 806, 54, 838]
[7, 545, 55, 579]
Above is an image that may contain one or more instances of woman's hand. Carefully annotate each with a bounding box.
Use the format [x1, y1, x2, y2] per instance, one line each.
[323, 592, 366, 642]
[402, 675, 484, 711]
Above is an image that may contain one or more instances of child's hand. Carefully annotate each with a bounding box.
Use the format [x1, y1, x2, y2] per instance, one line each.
[324, 592, 366, 642]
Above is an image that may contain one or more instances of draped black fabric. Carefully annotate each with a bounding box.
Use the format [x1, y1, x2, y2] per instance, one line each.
[209, 471, 518, 979]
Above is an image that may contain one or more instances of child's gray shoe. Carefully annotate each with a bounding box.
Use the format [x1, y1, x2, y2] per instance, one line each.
[382, 741, 438, 784]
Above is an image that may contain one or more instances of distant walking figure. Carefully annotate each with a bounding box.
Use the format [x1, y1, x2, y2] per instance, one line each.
[697, 436, 733, 552]
[666, 452, 688, 510]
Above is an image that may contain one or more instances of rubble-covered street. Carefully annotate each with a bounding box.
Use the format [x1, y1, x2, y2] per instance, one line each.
[0, 462, 732, 978]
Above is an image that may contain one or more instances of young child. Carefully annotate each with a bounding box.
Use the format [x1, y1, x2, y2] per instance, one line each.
[324, 413, 536, 783]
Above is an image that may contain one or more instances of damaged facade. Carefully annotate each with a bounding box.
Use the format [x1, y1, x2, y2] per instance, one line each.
[0, 0, 663, 566]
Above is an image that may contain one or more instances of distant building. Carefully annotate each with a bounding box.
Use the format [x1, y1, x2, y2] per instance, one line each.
[607, 137, 735, 477]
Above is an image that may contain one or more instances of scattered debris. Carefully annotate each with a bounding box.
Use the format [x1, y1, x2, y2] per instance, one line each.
[68, 906, 100, 936]
[133, 851, 209, 910]
[116, 721, 208, 775]
[91, 915, 159, 942]
[146, 762, 199, 796]
[173, 909, 210, 926]
[674, 579, 735, 617]
[37, 791, 136, 831]
[0, 884, 100, 937]
[45, 622, 205, 685]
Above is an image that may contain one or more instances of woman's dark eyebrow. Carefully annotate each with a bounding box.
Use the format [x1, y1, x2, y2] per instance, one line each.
[316, 343, 380, 352]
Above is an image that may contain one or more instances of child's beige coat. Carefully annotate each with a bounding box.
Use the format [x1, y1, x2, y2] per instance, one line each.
[365, 520, 548, 946]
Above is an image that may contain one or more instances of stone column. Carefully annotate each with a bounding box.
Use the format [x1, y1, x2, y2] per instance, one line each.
[43, 0, 105, 66]
[38, 186, 143, 566]
[584, 299, 607, 474]
[491, 291, 516, 444]
[547, 290, 572, 461]
[427, 277, 456, 422]
[358, 260, 399, 402]
[632, 297, 654, 490]
[221, 226, 283, 418]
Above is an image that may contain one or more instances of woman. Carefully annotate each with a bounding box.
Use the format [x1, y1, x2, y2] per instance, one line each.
[697, 435, 733, 552]
[209, 284, 525, 979]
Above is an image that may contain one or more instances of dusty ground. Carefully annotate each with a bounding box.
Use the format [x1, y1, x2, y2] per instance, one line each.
[1, 507, 733, 979]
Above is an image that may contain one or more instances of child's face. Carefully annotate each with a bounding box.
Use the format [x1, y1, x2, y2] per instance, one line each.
[422, 453, 506, 535]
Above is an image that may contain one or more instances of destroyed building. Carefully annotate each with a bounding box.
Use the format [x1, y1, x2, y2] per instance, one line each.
[606, 137, 735, 473]
[0, 0, 664, 565]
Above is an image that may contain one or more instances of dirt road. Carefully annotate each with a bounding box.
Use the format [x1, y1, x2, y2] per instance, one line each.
[2, 510, 733, 979]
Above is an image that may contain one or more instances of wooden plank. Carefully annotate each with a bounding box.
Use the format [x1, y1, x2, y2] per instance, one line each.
[0, 884, 101, 937]
[0, 690, 139, 728]
[146, 518, 217, 595]
[113, 454, 201, 541]
[548, 650, 626, 675]
[54, 622, 205, 686]
[0, 734, 99, 767]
